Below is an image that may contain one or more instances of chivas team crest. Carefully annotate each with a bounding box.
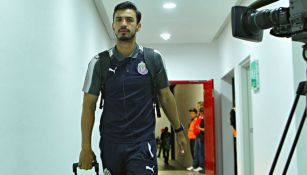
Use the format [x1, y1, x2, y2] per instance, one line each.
[137, 61, 148, 75]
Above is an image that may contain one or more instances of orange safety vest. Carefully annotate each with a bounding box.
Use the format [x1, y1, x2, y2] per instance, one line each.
[188, 118, 197, 139]
[232, 127, 237, 138]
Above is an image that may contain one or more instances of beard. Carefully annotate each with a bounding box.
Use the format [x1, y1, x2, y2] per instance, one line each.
[115, 30, 136, 42]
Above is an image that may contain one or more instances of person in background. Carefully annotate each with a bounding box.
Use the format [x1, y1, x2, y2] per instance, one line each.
[157, 128, 164, 157]
[230, 108, 237, 138]
[191, 107, 205, 172]
[160, 127, 171, 165]
[196, 101, 204, 116]
[186, 108, 198, 171]
[230, 108, 238, 175]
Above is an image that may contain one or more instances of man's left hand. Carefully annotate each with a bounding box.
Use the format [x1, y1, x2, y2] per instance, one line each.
[176, 131, 187, 154]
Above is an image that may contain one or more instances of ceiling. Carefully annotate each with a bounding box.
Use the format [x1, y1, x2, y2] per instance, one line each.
[95, 0, 241, 44]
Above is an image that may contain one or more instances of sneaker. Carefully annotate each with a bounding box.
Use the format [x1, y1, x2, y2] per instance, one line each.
[193, 167, 203, 172]
[186, 166, 194, 171]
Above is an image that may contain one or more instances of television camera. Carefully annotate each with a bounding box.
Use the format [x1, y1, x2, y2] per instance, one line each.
[232, 0, 307, 45]
[231, 0, 307, 174]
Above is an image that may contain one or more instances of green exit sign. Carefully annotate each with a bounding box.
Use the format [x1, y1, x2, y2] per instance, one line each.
[250, 60, 259, 91]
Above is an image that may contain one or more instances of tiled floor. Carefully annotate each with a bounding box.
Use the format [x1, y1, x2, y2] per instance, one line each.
[157, 157, 205, 175]
[159, 171, 204, 175]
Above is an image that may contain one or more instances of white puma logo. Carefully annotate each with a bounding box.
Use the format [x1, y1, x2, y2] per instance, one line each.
[147, 142, 154, 158]
[108, 67, 117, 74]
[145, 165, 154, 173]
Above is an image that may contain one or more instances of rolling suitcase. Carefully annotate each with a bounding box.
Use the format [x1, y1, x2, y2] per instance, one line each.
[72, 161, 99, 175]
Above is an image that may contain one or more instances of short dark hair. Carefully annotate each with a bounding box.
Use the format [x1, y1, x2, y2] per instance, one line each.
[113, 1, 142, 24]
[189, 108, 197, 114]
[199, 107, 204, 113]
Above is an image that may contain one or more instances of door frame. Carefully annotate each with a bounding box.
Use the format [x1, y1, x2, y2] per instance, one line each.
[239, 58, 254, 175]
[169, 79, 216, 175]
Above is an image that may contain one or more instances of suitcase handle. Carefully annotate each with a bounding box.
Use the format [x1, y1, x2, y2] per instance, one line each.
[72, 161, 99, 175]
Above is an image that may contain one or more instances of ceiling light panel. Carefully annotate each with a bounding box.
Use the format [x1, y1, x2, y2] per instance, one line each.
[163, 2, 176, 9]
[160, 33, 171, 40]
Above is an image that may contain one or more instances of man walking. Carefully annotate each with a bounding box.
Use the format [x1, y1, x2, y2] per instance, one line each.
[78, 1, 186, 175]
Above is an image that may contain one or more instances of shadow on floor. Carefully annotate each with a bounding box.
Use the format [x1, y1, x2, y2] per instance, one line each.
[158, 156, 184, 170]
[157, 157, 205, 175]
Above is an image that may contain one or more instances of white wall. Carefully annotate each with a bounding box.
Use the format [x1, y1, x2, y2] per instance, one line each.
[0, 1, 111, 175]
[217, 0, 299, 174]
[145, 43, 221, 90]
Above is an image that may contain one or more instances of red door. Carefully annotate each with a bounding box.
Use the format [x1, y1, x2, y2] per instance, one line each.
[203, 79, 215, 175]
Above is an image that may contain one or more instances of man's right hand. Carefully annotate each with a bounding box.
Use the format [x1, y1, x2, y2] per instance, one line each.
[78, 149, 96, 170]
